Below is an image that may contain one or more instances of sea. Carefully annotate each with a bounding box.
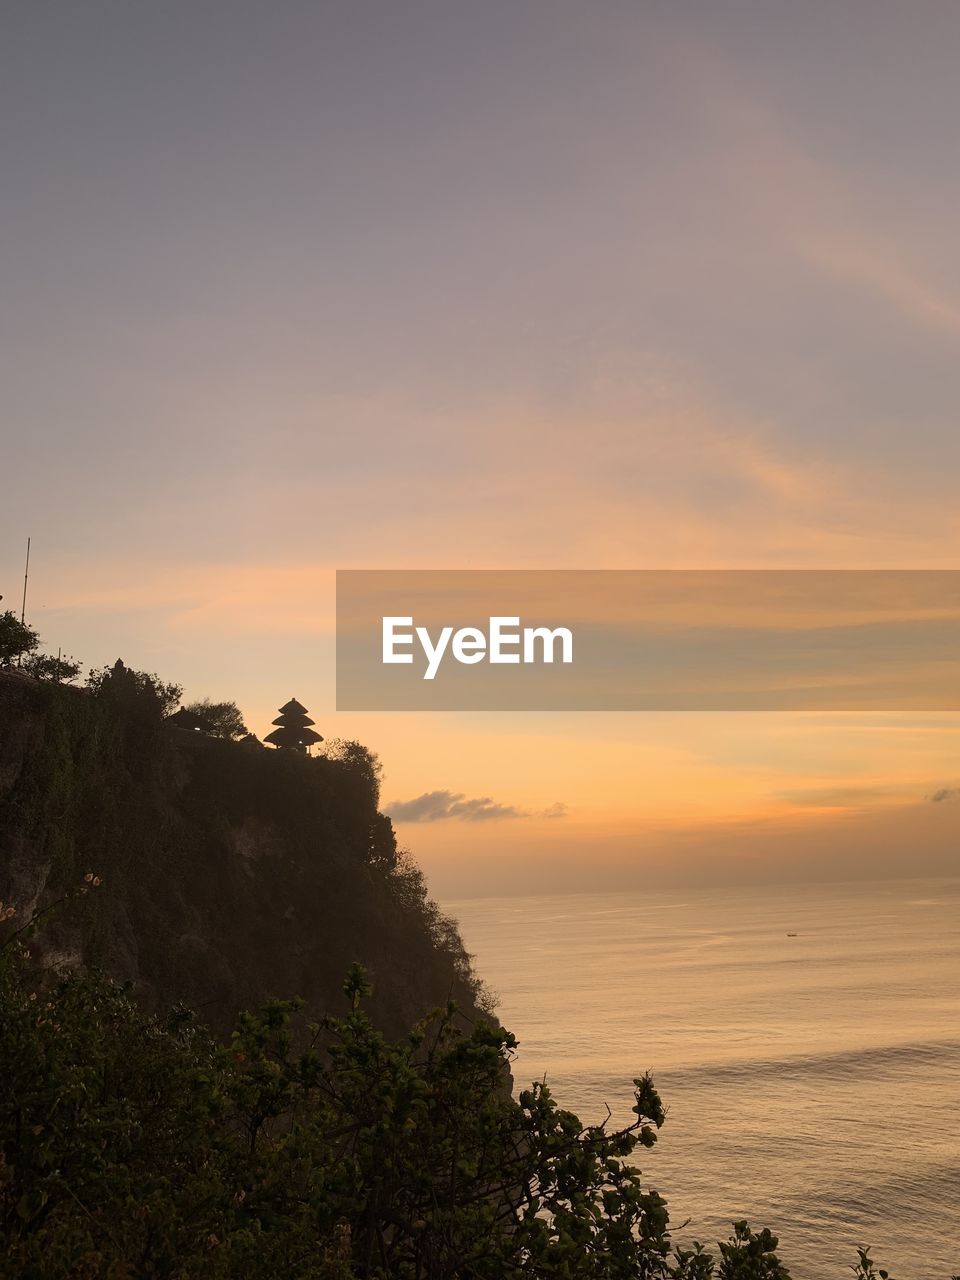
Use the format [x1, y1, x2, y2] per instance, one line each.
[447, 877, 960, 1280]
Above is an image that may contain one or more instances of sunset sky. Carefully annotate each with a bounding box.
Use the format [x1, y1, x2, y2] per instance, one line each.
[2, 2, 958, 894]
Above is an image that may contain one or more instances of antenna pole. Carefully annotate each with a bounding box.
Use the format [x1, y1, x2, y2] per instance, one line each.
[16, 537, 30, 668]
[20, 537, 30, 625]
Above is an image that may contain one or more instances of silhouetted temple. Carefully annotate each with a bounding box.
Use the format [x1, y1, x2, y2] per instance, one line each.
[165, 707, 208, 732]
[264, 697, 323, 754]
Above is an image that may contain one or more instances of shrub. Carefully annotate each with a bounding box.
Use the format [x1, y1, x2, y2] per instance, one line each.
[0, 894, 906, 1280]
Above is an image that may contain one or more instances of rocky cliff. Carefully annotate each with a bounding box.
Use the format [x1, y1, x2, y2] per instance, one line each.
[0, 669, 486, 1037]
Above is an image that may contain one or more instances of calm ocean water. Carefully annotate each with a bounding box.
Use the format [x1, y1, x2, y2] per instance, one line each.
[447, 877, 960, 1279]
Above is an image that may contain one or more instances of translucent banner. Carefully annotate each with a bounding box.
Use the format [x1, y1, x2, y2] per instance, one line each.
[336, 570, 960, 711]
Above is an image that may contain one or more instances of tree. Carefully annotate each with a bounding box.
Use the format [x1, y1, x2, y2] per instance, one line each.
[367, 810, 398, 870]
[0, 901, 905, 1280]
[0, 610, 39, 666]
[323, 738, 383, 805]
[183, 698, 249, 740]
[0, 610, 79, 681]
[20, 652, 82, 683]
[86, 659, 183, 716]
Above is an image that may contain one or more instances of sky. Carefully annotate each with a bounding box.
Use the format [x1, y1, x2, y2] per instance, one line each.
[2, 1, 958, 895]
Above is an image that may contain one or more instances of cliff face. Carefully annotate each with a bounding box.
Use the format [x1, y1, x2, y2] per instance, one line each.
[0, 671, 485, 1038]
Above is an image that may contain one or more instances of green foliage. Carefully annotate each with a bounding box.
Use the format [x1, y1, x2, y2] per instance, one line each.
[0, 611, 39, 664]
[183, 698, 249, 740]
[851, 1246, 894, 1280]
[716, 1223, 791, 1279]
[323, 739, 384, 807]
[673, 1225, 795, 1280]
[0, 904, 900, 1280]
[20, 652, 82, 683]
[0, 919, 654, 1277]
[86, 660, 183, 717]
[0, 611, 79, 680]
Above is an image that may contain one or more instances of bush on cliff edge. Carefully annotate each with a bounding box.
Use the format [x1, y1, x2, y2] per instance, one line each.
[0, 893, 904, 1280]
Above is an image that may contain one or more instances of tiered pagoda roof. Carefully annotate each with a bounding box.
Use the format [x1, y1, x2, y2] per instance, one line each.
[264, 697, 323, 753]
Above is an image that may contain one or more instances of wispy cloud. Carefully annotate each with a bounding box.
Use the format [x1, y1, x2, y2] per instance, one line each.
[801, 235, 960, 341]
[672, 39, 960, 344]
[386, 790, 567, 823]
[777, 785, 900, 810]
[929, 786, 959, 803]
